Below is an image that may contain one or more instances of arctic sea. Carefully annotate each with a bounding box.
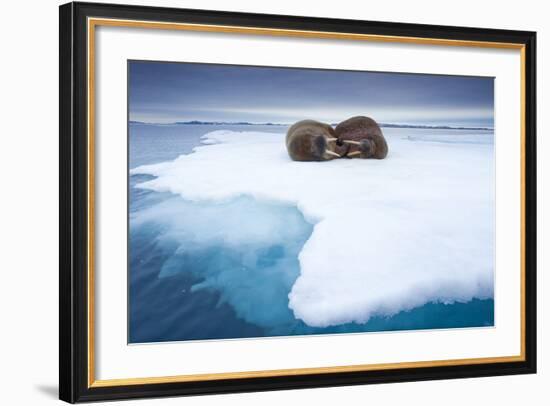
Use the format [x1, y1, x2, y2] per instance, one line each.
[128, 122, 494, 344]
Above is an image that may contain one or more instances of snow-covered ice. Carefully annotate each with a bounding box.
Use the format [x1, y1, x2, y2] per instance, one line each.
[131, 129, 494, 328]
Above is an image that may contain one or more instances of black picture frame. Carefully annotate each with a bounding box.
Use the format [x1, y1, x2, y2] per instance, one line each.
[59, 1, 537, 403]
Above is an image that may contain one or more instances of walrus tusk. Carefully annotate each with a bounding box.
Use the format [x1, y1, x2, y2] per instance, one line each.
[347, 151, 361, 157]
[342, 140, 361, 146]
[325, 150, 341, 158]
[326, 137, 338, 142]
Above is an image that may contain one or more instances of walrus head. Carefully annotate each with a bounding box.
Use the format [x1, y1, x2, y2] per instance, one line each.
[312, 133, 341, 160]
[344, 139, 376, 158]
[286, 120, 341, 161]
[288, 132, 340, 161]
[334, 116, 388, 159]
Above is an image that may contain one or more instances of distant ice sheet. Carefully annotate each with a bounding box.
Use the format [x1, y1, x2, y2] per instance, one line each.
[131, 130, 495, 328]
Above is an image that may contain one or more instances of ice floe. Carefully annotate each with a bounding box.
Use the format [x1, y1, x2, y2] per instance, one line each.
[131, 129, 494, 327]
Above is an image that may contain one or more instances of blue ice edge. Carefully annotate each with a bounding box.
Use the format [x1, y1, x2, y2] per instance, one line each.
[128, 175, 494, 344]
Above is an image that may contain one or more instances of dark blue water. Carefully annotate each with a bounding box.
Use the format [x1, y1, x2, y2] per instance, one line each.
[129, 122, 290, 168]
[128, 123, 494, 344]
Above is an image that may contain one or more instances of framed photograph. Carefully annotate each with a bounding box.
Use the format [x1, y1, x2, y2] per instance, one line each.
[59, 1, 536, 403]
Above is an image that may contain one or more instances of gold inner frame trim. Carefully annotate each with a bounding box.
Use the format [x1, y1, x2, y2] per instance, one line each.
[87, 17, 527, 388]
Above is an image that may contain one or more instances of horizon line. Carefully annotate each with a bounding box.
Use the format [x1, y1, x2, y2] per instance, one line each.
[128, 119, 494, 131]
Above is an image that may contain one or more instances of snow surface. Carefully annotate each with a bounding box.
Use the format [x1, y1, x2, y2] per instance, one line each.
[131, 130, 494, 328]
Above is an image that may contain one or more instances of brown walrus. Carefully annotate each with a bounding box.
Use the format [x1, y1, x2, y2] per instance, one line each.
[286, 120, 341, 161]
[335, 116, 388, 159]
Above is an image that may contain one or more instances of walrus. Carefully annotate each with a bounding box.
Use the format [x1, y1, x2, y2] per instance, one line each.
[286, 119, 342, 161]
[335, 116, 388, 159]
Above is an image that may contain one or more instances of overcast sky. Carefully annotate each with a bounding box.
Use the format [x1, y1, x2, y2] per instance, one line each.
[129, 60, 494, 128]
